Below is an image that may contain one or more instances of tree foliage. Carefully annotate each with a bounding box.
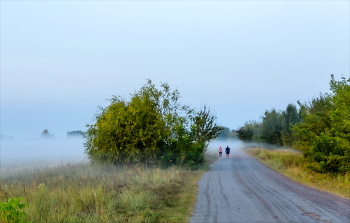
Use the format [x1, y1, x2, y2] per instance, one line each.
[84, 80, 223, 167]
[236, 75, 349, 174]
[281, 104, 300, 147]
[236, 121, 261, 142]
[259, 109, 283, 145]
[293, 75, 350, 174]
[292, 94, 333, 154]
[236, 104, 299, 146]
[191, 106, 223, 144]
[0, 197, 30, 223]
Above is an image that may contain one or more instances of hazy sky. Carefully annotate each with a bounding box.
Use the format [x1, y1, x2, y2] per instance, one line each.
[1, 1, 349, 139]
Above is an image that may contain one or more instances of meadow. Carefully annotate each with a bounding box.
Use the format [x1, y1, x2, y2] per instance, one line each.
[244, 148, 350, 199]
[0, 155, 217, 223]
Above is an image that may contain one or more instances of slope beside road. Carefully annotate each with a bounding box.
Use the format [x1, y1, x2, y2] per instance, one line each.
[190, 149, 350, 223]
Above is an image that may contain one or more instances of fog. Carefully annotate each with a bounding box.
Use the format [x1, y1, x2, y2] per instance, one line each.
[206, 139, 244, 154]
[206, 139, 301, 155]
[0, 137, 87, 173]
[1, 136, 301, 174]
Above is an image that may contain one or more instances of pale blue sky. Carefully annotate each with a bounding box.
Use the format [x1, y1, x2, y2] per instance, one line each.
[1, 1, 349, 139]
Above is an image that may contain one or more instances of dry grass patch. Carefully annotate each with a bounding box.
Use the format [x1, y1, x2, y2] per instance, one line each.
[0, 163, 205, 223]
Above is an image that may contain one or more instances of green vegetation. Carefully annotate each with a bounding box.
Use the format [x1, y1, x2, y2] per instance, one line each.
[293, 76, 350, 174]
[237, 75, 350, 175]
[85, 80, 223, 168]
[0, 161, 212, 223]
[245, 148, 350, 199]
[0, 197, 31, 223]
[0, 80, 222, 222]
[236, 104, 300, 146]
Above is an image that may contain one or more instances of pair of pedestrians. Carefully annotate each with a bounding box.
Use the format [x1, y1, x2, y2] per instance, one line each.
[218, 145, 230, 158]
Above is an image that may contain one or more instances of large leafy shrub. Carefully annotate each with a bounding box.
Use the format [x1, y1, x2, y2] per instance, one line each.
[84, 80, 222, 167]
[294, 75, 350, 174]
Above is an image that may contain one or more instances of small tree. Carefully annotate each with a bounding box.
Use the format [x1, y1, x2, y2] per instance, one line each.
[41, 129, 54, 139]
[258, 109, 283, 145]
[236, 121, 261, 142]
[84, 80, 222, 167]
[281, 104, 300, 147]
[191, 105, 223, 146]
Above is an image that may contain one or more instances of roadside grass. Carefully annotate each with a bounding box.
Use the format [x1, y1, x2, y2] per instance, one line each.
[244, 148, 350, 199]
[0, 157, 216, 223]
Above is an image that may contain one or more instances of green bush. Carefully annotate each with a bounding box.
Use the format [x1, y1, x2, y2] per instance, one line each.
[84, 80, 223, 167]
[294, 75, 350, 174]
[0, 197, 30, 223]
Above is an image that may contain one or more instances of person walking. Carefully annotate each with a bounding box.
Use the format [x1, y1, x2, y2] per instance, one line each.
[218, 146, 223, 158]
[225, 145, 230, 158]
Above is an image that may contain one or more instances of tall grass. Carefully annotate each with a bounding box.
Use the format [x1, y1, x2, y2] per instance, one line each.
[0, 162, 207, 222]
[245, 148, 350, 199]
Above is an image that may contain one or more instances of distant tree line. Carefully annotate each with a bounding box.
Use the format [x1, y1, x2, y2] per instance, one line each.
[236, 104, 300, 147]
[67, 130, 84, 137]
[84, 80, 223, 168]
[237, 75, 350, 174]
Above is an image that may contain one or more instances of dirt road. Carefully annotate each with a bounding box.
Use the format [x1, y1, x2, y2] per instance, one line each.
[190, 149, 350, 223]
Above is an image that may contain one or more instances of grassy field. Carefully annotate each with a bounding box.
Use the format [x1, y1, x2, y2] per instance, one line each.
[0, 154, 218, 223]
[244, 148, 350, 199]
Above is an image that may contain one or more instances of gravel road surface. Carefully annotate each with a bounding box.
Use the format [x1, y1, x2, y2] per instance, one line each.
[190, 149, 350, 223]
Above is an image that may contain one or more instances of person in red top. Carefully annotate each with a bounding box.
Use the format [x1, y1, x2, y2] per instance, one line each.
[218, 146, 223, 158]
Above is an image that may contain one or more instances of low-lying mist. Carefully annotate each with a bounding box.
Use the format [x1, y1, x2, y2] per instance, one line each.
[206, 139, 244, 154]
[1, 137, 87, 173]
[1, 137, 300, 174]
[206, 139, 300, 154]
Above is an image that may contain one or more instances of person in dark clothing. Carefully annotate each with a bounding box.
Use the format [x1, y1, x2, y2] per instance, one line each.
[225, 146, 230, 158]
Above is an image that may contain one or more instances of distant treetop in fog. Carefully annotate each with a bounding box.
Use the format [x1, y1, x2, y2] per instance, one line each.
[216, 127, 238, 140]
[41, 129, 55, 139]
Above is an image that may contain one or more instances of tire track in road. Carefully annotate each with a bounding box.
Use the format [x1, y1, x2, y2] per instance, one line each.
[239, 152, 350, 220]
[199, 157, 235, 223]
[233, 153, 310, 222]
[190, 150, 350, 223]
